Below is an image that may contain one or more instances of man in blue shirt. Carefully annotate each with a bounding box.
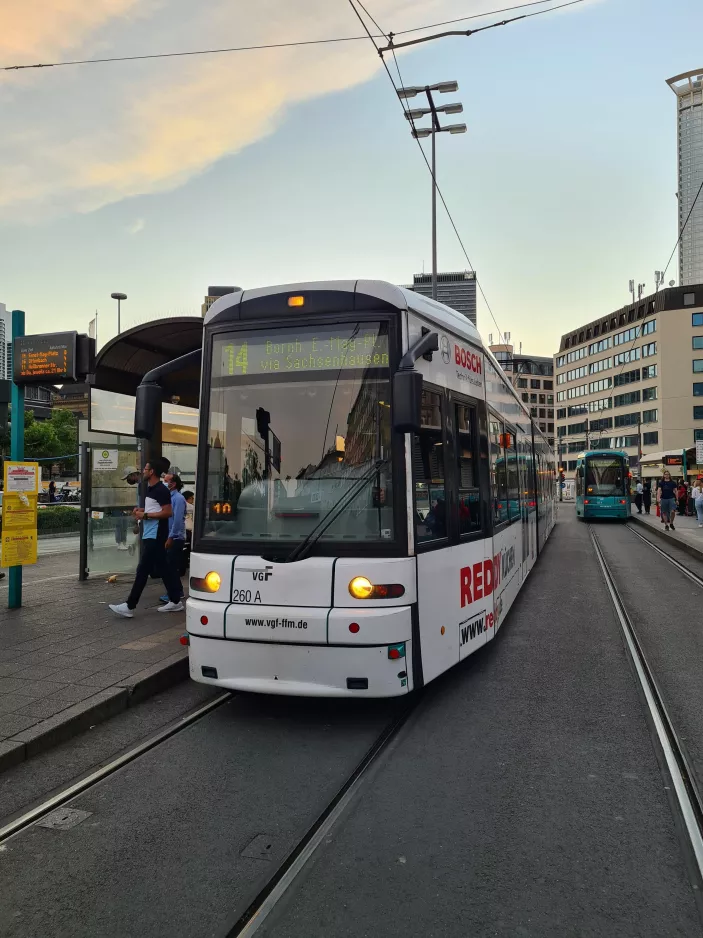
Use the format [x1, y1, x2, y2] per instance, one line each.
[109, 457, 181, 618]
[160, 472, 187, 606]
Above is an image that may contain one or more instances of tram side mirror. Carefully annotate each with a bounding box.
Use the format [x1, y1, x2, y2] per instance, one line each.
[393, 370, 423, 434]
[134, 382, 163, 440]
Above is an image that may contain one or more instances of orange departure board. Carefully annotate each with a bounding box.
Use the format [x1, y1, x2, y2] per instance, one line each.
[14, 332, 77, 384]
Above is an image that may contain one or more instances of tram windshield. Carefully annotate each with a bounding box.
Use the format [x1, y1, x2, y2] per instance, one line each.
[585, 456, 627, 496]
[201, 321, 395, 546]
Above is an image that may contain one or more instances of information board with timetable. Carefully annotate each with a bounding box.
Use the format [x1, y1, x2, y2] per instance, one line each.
[14, 332, 77, 384]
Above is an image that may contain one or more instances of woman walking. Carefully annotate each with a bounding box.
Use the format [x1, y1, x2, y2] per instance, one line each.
[658, 470, 678, 531]
[693, 477, 703, 528]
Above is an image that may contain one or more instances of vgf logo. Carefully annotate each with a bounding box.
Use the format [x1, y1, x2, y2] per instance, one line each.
[252, 566, 273, 581]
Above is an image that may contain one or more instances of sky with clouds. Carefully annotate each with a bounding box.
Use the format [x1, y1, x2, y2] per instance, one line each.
[0, 0, 701, 354]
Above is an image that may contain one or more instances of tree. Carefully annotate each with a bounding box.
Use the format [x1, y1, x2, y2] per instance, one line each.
[0, 408, 78, 474]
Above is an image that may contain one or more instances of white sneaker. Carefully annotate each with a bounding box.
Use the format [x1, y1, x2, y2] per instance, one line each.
[158, 601, 184, 613]
[109, 602, 134, 618]
[117, 544, 129, 551]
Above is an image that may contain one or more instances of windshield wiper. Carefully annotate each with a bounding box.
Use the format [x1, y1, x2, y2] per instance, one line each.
[285, 457, 390, 564]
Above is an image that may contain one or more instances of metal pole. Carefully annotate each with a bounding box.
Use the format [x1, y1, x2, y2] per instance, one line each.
[79, 441, 89, 581]
[637, 414, 642, 475]
[117, 298, 120, 336]
[9, 309, 25, 609]
[431, 128, 437, 301]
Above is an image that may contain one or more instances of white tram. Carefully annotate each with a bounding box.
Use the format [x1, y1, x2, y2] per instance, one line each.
[184, 281, 556, 697]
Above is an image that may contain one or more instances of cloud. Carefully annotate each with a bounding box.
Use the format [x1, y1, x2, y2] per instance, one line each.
[127, 218, 145, 234]
[0, 0, 590, 219]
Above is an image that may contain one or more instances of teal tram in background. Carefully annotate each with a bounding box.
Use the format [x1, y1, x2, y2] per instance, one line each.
[575, 450, 631, 520]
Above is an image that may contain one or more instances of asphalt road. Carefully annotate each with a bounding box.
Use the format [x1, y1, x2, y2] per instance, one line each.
[1, 511, 701, 938]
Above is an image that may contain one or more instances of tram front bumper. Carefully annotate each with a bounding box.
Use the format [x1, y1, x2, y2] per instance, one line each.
[186, 600, 414, 697]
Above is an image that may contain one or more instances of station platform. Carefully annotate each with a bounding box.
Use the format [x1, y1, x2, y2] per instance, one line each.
[630, 503, 703, 559]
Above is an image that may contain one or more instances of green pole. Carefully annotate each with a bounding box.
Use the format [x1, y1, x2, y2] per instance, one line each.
[683, 447, 687, 485]
[8, 310, 25, 609]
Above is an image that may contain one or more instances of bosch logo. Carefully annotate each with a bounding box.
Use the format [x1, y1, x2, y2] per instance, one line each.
[454, 345, 482, 374]
[440, 336, 451, 364]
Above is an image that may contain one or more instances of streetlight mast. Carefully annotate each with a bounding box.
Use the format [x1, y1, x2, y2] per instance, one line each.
[110, 292, 127, 336]
[398, 81, 466, 301]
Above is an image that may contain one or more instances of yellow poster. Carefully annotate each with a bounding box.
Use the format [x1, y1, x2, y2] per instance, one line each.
[1, 530, 38, 566]
[2, 461, 40, 567]
[3, 493, 38, 529]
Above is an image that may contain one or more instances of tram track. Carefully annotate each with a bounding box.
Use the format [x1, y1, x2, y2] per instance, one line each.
[0, 691, 233, 844]
[625, 521, 703, 588]
[0, 677, 420, 938]
[589, 525, 703, 894]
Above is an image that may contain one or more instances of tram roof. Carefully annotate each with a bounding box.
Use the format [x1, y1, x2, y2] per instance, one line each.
[204, 279, 483, 347]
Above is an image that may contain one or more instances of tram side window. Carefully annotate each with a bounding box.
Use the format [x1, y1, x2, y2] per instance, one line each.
[455, 403, 481, 534]
[413, 391, 447, 544]
[504, 427, 520, 522]
[489, 417, 509, 525]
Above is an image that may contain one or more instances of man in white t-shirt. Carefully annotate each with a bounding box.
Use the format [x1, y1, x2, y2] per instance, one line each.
[109, 457, 182, 617]
[634, 479, 644, 514]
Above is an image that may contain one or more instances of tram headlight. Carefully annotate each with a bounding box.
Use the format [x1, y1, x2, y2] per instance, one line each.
[349, 576, 374, 599]
[190, 571, 222, 593]
[348, 576, 405, 600]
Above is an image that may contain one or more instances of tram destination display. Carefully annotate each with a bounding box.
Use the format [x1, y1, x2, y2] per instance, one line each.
[13, 331, 95, 386]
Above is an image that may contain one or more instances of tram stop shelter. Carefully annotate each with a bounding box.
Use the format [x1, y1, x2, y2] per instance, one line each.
[79, 317, 204, 580]
[638, 448, 702, 482]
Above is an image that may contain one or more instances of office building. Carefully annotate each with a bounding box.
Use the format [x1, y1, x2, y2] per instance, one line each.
[553, 284, 703, 475]
[201, 286, 240, 317]
[489, 336, 554, 445]
[667, 70, 703, 286]
[0, 303, 11, 381]
[52, 383, 90, 418]
[405, 271, 477, 326]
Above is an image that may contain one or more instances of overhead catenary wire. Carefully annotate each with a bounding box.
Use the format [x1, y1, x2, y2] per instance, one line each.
[1, 0, 575, 71]
[348, 0, 508, 344]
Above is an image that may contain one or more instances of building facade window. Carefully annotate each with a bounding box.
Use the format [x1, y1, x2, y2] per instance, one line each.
[613, 391, 641, 407]
[694, 360, 703, 373]
[642, 364, 657, 379]
[614, 412, 640, 428]
[684, 294, 696, 307]
[642, 386, 657, 402]
[556, 408, 566, 419]
[614, 348, 640, 366]
[693, 313, 703, 327]
[589, 357, 612, 375]
[694, 406, 703, 420]
[568, 421, 588, 435]
[589, 378, 612, 393]
[588, 397, 612, 412]
[543, 380, 553, 390]
[696, 430, 703, 443]
[695, 383, 703, 396]
[614, 368, 640, 387]
[642, 408, 658, 423]
[590, 417, 613, 430]
[567, 404, 588, 416]
[641, 342, 656, 357]
[693, 337, 703, 350]
[642, 320, 656, 336]
[588, 338, 611, 355]
[643, 431, 659, 446]
[530, 379, 541, 389]
[517, 378, 527, 388]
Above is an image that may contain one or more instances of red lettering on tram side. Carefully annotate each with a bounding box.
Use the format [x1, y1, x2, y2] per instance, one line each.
[454, 345, 483, 374]
[493, 552, 501, 588]
[460, 566, 472, 607]
[483, 558, 494, 596]
[461, 559, 497, 608]
[474, 562, 483, 600]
